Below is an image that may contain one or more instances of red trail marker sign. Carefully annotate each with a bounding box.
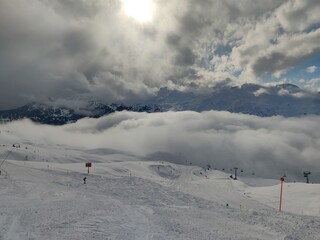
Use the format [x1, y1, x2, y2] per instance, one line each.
[85, 162, 92, 174]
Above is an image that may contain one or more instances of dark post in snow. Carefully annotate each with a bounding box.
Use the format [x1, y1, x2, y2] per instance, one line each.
[234, 167, 238, 180]
[303, 171, 311, 183]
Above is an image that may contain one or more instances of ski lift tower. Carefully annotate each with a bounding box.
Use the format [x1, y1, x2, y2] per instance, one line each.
[303, 171, 311, 183]
[234, 167, 238, 180]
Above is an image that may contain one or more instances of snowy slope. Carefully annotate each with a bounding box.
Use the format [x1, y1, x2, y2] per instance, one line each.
[1, 148, 320, 239]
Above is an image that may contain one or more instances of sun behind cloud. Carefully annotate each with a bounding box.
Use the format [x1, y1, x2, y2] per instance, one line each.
[122, 0, 154, 23]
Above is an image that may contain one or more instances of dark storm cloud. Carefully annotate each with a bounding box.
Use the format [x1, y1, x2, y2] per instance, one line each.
[252, 47, 320, 77]
[180, 14, 207, 36]
[166, 33, 181, 48]
[253, 52, 303, 77]
[61, 29, 94, 56]
[173, 47, 196, 66]
[41, 0, 104, 19]
[0, 0, 99, 108]
[0, 0, 161, 108]
[166, 33, 195, 66]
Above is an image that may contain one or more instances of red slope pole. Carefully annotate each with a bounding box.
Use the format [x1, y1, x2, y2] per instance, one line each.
[279, 176, 285, 212]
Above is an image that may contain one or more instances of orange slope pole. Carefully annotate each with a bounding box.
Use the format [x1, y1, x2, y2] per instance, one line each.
[279, 176, 285, 212]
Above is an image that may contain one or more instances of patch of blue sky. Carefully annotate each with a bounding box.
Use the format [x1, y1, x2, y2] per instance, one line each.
[214, 44, 232, 57]
[260, 74, 282, 84]
[285, 54, 319, 82]
[305, 23, 320, 33]
[233, 70, 242, 78]
[259, 54, 320, 89]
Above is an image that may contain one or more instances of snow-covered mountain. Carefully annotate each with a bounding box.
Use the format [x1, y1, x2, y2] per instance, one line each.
[1, 83, 319, 124]
[0, 102, 162, 125]
[151, 83, 320, 116]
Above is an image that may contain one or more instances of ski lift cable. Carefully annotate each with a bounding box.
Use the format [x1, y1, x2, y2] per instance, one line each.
[0, 147, 14, 168]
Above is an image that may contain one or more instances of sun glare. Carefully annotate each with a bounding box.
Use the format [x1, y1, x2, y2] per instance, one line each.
[122, 0, 154, 23]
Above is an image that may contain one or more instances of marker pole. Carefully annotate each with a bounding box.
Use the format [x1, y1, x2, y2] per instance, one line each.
[279, 176, 285, 212]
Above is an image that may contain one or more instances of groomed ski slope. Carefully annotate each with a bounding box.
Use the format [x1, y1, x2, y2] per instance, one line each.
[1, 156, 319, 240]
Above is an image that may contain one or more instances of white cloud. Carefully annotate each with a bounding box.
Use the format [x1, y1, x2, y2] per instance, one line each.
[3, 110, 320, 181]
[0, 0, 319, 109]
[278, 89, 290, 96]
[306, 66, 318, 73]
[305, 77, 320, 91]
[232, 0, 320, 82]
[253, 88, 269, 96]
[275, 0, 320, 32]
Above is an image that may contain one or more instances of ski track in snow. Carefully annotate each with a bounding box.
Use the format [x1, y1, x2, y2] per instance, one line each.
[0, 159, 319, 240]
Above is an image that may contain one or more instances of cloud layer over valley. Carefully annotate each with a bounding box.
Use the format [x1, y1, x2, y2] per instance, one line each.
[2, 111, 320, 182]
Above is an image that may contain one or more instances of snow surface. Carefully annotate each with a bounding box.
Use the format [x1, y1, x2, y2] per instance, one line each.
[1, 138, 320, 239]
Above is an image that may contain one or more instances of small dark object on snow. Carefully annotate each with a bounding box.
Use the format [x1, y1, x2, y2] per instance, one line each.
[226, 203, 229, 207]
[83, 177, 87, 184]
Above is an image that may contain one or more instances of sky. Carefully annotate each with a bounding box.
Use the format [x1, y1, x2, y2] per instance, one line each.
[0, 0, 320, 109]
[4, 111, 320, 181]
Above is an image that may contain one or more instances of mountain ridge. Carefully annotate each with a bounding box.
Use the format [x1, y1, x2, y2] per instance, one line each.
[1, 83, 319, 125]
